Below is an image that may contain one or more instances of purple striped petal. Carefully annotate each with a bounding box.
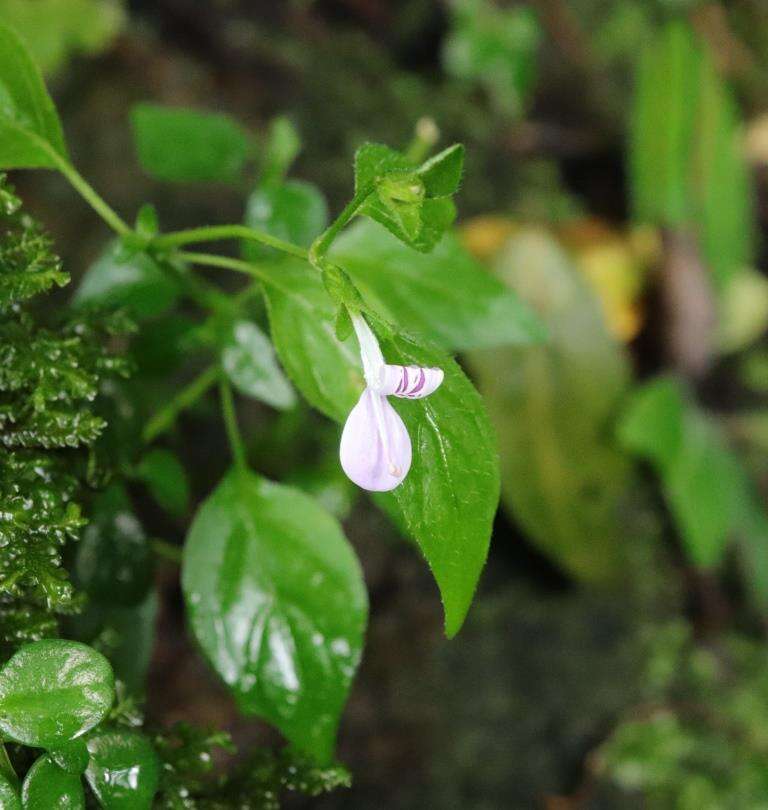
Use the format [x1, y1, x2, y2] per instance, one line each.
[379, 365, 444, 399]
[340, 388, 412, 491]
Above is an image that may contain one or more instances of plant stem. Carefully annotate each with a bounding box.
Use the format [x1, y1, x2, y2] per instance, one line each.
[176, 251, 269, 282]
[309, 183, 374, 267]
[46, 147, 132, 236]
[219, 377, 247, 471]
[405, 116, 439, 164]
[153, 224, 308, 260]
[151, 539, 183, 564]
[143, 364, 220, 443]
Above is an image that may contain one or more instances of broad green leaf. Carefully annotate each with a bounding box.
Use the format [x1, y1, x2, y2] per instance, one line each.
[136, 448, 190, 518]
[262, 259, 499, 635]
[262, 260, 363, 422]
[0, 20, 67, 168]
[21, 756, 83, 809]
[0, 774, 19, 810]
[243, 180, 328, 260]
[221, 320, 297, 410]
[378, 332, 499, 637]
[85, 729, 160, 809]
[49, 739, 89, 775]
[331, 219, 545, 350]
[75, 482, 153, 606]
[74, 241, 180, 319]
[630, 20, 753, 292]
[0, 0, 124, 75]
[469, 230, 632, 582]
[182, 470, 368, 763]
[130, 103, 250, 184]
[418, 143, 465, 197]
[619, 376, 745, 568]
[0, 639, 114, 748]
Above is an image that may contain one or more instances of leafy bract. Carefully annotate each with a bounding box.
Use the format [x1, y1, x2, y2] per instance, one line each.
[0, 21, 67, 169]
[182, 470, 368, 763]
[418, 143, 465, 196]
[136, 448, 190, 518]
[221, 320, 297, 410]
[0, 640, 114, 748]
[131, 103, 250, 184]
[85, 729, 160, 809]
[331, 219, 545, 350]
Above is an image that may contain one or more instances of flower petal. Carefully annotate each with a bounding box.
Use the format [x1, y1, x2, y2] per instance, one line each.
[379, 365, 444, 399]
[340, 388, 411, 491]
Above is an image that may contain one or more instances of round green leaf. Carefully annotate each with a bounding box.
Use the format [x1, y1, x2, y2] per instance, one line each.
[75, 483, 153, 606]
[85, 729, 160, 809]
[21, 756, 83, 809]
[221, 320, 296, 410]
[182, 470, 368, 764]
[0, 640, 114, 748]
[49, 738, 89, 775]
[0, 773, 20, 810]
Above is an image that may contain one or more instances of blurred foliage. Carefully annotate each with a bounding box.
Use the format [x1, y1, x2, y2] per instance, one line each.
[598, 622, 768, 809]
[0, 0, 123, 74]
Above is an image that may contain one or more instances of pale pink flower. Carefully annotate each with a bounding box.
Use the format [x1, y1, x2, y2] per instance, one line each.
[340, 313, 443, 492]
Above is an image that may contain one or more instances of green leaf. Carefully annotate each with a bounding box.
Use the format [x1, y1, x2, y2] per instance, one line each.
[331, 219, 545, 350]
[75, 483, 153, 606]
[468, 230, 633, 582]
[130, 103, 250, 184]
[74, 241, 180, 319]
[243, 181, 328, 260]
[353, 143, 411, 192]
[0, 20, 67, 168]
[619, 376, 745, 568]
[21, 756, 83, 809]
[85, 729, 160, 809]
[418, 144, 465, 197]
[262, 260, 363, 422]
[136, 448, 190, 518]
[0, 0, 124, 75]
[0, 639, 114, 748]
[181, 470, 368, 763]
[0, 774, 19, 810]
[630, 20, 753, 292]
[221, 320, 297, 410]
[262, 115, 301, 185]
[49, 738, 89, 775]
[377, 333, 499, 637]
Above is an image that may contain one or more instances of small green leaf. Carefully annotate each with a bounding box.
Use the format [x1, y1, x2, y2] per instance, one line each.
[0, 639, 114, 748]
[74, 240, 180, 319]
[131, 103, 250, 184]
[243, 181, 328, 260]
[134, 203, 159, 240]
[331, 220, 545, 350]
[136, 448, 190, 518]
[0, 20, 67, 169]
[21, 756, 83, 809]
[182, 470, 368, 763]
[262, 260, 363, 422]
[353, 143, 411, 192]
[334, 305, 353, 342]
[0, 773, 19, 810]
[75, 483, 153, 606]
[262, 115, 301, 185]
[221, 320, 297, 410]
[49, 739, 89, 775]
[418, 144, 465, 197]
[85, 729, 160, 809]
